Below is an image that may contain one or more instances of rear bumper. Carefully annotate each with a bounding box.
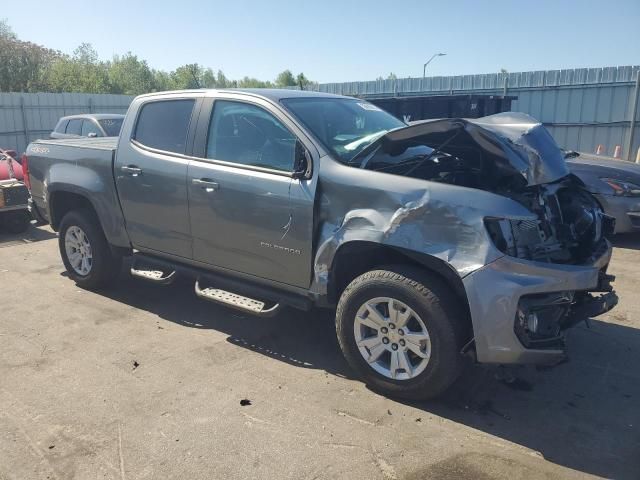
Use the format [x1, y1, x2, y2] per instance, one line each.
[463, 241, 615, 365]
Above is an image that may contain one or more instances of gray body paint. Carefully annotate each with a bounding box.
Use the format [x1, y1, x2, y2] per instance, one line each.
[25, 90, 615, 367]
[310, 154, 536, 294]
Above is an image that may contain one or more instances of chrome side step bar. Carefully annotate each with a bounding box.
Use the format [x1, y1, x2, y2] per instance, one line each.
[195, 278, 281, 317]
[130, 259, 176, 285]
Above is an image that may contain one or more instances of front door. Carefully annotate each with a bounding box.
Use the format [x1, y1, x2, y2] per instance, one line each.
[188, 97, 316, 287]
[114, 98, 198, 258]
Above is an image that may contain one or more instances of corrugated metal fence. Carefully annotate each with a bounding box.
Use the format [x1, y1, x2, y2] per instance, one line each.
[0, 92, 133, 153]
[1, 66, 639, 160]
[314, 66, 640, 161]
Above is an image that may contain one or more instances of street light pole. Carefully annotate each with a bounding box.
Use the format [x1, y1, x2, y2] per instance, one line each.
[423, 53, 446, 78]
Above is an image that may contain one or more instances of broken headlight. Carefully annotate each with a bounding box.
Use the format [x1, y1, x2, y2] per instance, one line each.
[601, 178, 640, 197]
[484, 217, 542, 260]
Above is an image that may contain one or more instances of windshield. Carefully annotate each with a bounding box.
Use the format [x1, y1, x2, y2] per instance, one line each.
[281, 98, 405, 163]
[98, 117, 124, 136]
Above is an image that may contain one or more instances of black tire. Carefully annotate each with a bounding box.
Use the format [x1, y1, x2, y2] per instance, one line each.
[336, 266, 467, 400]
[58, 209, 122, 290]
[1, 210, 31, 234]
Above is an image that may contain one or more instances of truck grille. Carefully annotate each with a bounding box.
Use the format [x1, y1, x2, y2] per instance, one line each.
[512, 219, 542, 247]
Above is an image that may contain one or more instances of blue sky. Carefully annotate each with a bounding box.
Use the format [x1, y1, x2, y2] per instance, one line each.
[4, 0, 639, 83]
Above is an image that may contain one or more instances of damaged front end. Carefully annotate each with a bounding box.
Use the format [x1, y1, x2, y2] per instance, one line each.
[318, 112, 618, 365]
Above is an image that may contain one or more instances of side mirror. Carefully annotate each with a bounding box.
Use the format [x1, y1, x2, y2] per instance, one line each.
[87, 132, 98, 138]
[293, 140, 311, 179]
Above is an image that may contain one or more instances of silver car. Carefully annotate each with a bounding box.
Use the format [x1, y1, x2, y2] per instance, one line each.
[567, 153, 640, 233]
[50, 114, 125, 139]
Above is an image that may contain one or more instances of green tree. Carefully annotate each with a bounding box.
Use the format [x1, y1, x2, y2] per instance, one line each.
[275, 69, 296, 87]
[376, 72, 397, 82]
[0, 20, 313, 94]
[0, 18, 16, 40]
[237, 76, 273, 88]
[169, 63, 225, 89]
[151, 69, 171, 91]
[107, 52, 155, 95]
[168, 63, 202, 89]
[47, 43, 109, 93]
[0, 19, 60, 92]
[296, 72, 309, 90]
[201, 68, 217, 88]
[215, 70, 233, 88]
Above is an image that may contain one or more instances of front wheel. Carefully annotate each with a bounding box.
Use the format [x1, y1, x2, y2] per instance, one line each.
[58, 209, 122, 290]
[336, 267, 467, 400]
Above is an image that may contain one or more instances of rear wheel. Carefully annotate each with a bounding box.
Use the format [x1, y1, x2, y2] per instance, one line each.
[336, 267, 466, 400]
[58, 210, 122, 289]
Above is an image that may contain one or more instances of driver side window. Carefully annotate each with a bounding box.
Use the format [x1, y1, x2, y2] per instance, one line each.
[206, 100, 296, 172]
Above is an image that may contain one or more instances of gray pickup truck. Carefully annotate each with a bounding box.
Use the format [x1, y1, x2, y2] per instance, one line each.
[25, 89, 618, 399]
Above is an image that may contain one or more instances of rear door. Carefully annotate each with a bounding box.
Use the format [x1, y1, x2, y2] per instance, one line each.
[187, 95, 317, 287]
[114, 96, 201, 258]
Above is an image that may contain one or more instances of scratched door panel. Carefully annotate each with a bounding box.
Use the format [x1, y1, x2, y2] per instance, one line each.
[187, 160, 311, 287]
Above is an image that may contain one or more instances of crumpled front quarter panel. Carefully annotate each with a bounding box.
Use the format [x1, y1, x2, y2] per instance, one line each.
[311, 156, 536, 295]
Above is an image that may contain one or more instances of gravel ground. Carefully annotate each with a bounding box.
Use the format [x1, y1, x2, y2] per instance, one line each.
[1, 225, 639, 480]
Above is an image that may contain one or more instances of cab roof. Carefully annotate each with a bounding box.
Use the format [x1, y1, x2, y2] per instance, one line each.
[59, 113, 125, 121]
[135, 88, 347, 102]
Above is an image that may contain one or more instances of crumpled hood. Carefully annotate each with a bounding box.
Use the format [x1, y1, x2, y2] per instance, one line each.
[377, 112, 570, 186]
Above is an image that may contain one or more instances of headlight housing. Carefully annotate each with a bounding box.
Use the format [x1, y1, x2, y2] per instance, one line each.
[601, 178, 640, 197]
[484, 217, 542, 259]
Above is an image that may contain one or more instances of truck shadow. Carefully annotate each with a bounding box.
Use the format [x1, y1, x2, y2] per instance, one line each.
[611, 231, 640, 250]
[100, 272, 640, 480]
[0, 222, 57, 246]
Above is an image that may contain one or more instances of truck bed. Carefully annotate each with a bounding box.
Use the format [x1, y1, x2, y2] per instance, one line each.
[32, 137, 119, 151]
[26, 136, 130, 248]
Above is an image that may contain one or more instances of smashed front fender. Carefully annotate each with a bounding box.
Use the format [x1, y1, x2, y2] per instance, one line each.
[310, 155, 536, 295]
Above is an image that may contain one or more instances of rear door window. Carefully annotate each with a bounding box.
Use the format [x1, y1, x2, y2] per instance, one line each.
[66, 119, 82, 135]
[81, 120, 102, 137]
[133, 100, 195, 154]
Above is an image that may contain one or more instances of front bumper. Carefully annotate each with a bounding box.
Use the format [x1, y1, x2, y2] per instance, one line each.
[463, 241, 616, 365]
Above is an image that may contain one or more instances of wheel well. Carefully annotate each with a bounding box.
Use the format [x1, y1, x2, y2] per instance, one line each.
[49, 191, 96, 231]
[328, 241, 472, 334]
